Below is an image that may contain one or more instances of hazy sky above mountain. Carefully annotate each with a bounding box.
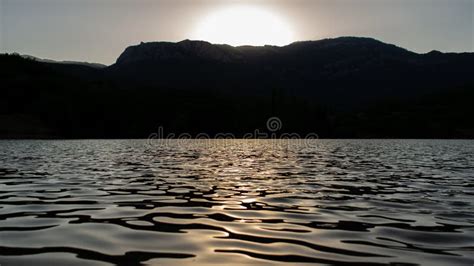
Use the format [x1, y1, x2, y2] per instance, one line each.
[1, 0, 472, 64]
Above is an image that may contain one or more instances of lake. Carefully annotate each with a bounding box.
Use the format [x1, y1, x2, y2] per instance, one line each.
[0, 140, 473, 265]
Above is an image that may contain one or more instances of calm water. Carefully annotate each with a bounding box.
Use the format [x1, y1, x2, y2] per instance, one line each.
[0, 140, 473, 265]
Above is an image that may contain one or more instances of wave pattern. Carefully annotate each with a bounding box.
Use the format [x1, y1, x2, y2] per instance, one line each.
[0, 140, 473, 265]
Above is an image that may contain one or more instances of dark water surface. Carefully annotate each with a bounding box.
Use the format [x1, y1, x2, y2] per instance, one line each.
[0, 140, 473, 265]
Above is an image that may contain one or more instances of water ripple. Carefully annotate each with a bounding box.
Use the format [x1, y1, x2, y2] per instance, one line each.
[0, 139, 473, 265]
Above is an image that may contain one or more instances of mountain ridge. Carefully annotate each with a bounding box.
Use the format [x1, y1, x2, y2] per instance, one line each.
[106, 37, 473, 104]
[4, 37, 471, 67]
[112, 36, 474, 67]
[113, 37, 418, 66]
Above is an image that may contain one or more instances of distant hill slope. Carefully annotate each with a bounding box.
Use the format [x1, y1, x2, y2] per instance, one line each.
[0, 37, 473, 138]
[21, 54, 107, 69]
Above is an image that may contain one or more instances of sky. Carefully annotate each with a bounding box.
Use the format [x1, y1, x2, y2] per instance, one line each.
[1, 0, 472, 65]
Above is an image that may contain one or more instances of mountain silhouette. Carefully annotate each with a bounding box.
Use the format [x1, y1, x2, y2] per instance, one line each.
[108, 37, 473, 106]
[1, 37, 473, 138]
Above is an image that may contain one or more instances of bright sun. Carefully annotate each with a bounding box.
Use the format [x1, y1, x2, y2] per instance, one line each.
[192, 5, 295, 47]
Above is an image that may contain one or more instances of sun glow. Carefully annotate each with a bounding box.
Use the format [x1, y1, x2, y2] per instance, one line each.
[192, 5, 295, 47]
